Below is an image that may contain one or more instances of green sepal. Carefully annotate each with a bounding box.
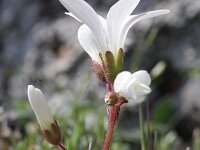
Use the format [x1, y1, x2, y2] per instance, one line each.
[115, 48, 124, 75]
[41, 121, 61, 145]
[105, 51, 116, 83]
[105, 49, 124, 83]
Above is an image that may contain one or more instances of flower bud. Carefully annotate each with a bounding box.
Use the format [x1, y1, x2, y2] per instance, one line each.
[104, 92, 118, 106]
[92, 61, 106, 82]
[27, 85, 61, 145]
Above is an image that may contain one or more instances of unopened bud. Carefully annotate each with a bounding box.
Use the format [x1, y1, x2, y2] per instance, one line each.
[92, 61, 106, 82]
[104, 92, 118, 106]
[27, 85, 61, 145]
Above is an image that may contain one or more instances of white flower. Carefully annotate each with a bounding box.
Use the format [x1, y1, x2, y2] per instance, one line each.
[114, 70, 151, 102]
[59, 0, 169, 63]
[27, 85, 54, 129]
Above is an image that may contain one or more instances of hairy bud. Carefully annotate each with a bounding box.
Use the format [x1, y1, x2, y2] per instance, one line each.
[104, 92, 118, 106]
[92, 61, 106, 82]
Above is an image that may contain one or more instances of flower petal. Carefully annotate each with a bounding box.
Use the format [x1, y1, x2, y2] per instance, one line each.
[99, 16, 109, 50]
[78, 24, 101, 62]
[59, 0, 108, 51]
[65, 12, 82, 22]
[114, 71, 131, 94]
[131, 70, 151, 86]
[27, 85, 54, 129]
[136, 95, 146, 102]
[138, 83, 152, 95]
[124, 79, 151, 100]
[128, 95, 145, 106]
[119, 10, 170, 48]
[124, 79, 138, 99]
[107, 0, 140, 53]
[124, 82, 137, 100]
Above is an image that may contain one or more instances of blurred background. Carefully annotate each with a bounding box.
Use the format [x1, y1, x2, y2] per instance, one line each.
[0, 0, 200, 150]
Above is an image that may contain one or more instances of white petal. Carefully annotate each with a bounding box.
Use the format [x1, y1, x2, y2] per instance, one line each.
[124, 83, 137, 100]
[65, 12, 82, 22]
[59, 0, 108, 51]
[27, 85, 54, 129]
[78, 24, 101, 62]
[120, 10, 170, 48]
[99, 16, 109, 51]
[124, 79, 151, 99]
[107, 0, 140, 53]
[136, 95, 146, 102]
[138, 83, 152, 95]
[131, 70, 151, 86]
[124, 78, 139, 99]
[128, 95, 145, 106]
[114, 71, 131, 94]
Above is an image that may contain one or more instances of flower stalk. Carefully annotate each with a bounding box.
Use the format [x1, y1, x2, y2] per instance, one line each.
[103, 106, 117, 150]
[104, 83, 128, 150]
[146, 99, 151, 150]
[104, 99, 128, 150]
[139, 104, 147, 150]
[58, 143, 68, 150]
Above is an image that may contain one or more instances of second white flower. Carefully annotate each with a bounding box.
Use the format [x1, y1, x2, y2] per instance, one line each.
[114, 70, 151, 102]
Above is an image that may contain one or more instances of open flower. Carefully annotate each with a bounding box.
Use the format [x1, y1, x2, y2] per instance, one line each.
[59, 0, 169, 64]
[114, 70, 151, 102]
[27, 85, 61, 145]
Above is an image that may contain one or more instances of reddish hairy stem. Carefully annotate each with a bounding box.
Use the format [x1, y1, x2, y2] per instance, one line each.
[103, 99, 128, 150]
[57, 143, 68, 150]
[103, 106, 117, 150]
